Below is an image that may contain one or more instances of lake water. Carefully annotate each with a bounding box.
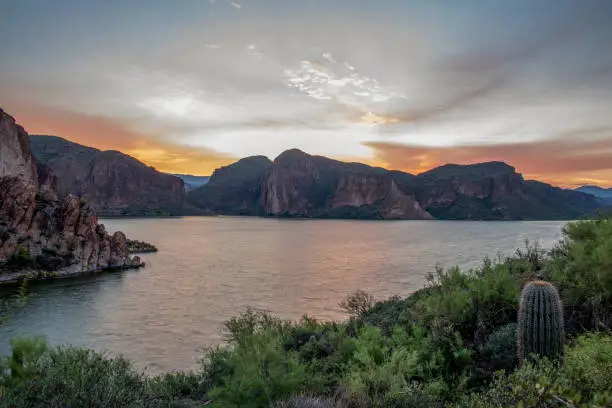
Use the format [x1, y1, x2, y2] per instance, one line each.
[0, 217, 567, 373]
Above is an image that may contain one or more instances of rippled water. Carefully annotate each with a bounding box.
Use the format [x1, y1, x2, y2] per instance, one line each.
[0, 217, 567, 373]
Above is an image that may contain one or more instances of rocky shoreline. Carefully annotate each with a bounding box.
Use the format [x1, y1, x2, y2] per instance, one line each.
[0, 107, 149, 283]
[0, 259, 146, 285]
[126, 239, 158, 253]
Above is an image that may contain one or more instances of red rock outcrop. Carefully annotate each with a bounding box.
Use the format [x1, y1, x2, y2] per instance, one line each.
[0, 108, 139, 280]
[260, 149, 432, 219]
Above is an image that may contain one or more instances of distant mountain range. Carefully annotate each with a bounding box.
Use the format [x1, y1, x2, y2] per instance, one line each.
[171, 174, 210, 191]
[575, 185, 612, 205]
[26, 134, 604, 220]
[188, 149, 601, 220]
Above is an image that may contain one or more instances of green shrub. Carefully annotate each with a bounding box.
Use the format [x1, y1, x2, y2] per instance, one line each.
[274, 395, 336, 408]
[406, 259, 521, 345]
[362, 295, 407, 336]
[546, 218, 612, 332]
[145, 371, 205, 401]
[477, 323, 518, 374]
[1, 347, 146, 408]
[564, 332, 612, 399]
[340, 290, 376, 319]
[459, 333, 612, 408]
[0, 337, 47, 384]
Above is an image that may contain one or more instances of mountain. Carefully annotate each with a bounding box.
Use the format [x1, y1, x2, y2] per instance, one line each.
[575, 185, 612, 206]
[30, 135, 187, 216]
[394, 162, 600, 220]
[260, 149, 431, 219]
[575, 185, 612, 198]
[0, 107, 140, 280]
[188, 150, 601, 220]
[188, 150, 431, 219]
[188, 156, 272, 215]
[171, 173, 210, 191]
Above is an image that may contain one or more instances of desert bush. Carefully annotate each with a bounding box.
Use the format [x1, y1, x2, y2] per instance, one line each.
[275, 395, 337, 408]
[477, 323, 518, 374]
[340, 291, 376, 319]
[459, 332, 612, 408]
[546, 217, 612, 333]
[0, 346, 146, 407]
[563, 332, 612, 399]
[361, 295, 407, 336]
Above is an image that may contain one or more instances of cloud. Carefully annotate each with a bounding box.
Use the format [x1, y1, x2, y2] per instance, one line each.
[365, 128, 612, 187]
[2, 1, 612, 184]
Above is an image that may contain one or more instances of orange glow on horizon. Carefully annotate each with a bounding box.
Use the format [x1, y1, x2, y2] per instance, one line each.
[4, 102, 612, 187]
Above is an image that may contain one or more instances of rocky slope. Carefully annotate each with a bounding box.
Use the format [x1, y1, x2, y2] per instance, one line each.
[0, 108, 141, 281]
[189, 150, 601, 220]
[393, 162, 601, 220]
[188, 155, 272, 215]
[260, 149, 431, 219]
[30, 135, 187, 216]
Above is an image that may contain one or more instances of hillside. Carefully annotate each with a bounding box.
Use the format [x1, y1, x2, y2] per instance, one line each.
[30, 135, 188, 216]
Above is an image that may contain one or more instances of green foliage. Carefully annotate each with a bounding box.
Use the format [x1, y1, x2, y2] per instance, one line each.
[202, 310, 315, 407]
[361, 295, 407, 336]
[340, 290, 376, 319]
[563, 332, 612, 399]
[406, 256, 524, 344]
[274, 395, 336, 408]
[1, 346, 146, 407]
[478, 323, 518, 374]
[517, 281, 565, 362]
[145, 371, 204, 401]
[7, 247, 33, 268]
[546, 217, 612, 332]
[0, 341, 207, 408]
[459, 333, 612, 408]
[0, 337, 47, 387]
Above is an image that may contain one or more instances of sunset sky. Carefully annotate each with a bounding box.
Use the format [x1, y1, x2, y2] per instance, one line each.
[2, 0, 612, 187]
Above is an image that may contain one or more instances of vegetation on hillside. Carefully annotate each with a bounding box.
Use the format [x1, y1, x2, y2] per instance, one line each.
[1, 217, 611, 407]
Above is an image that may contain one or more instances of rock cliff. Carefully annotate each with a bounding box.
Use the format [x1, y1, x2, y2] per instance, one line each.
[30, 135, 187, 216]
[190, 150, 600, 220]
[260, 149, 431, 219]
[393, 162, 601, 220]
[0, 108, 141, 281]
[188, 155, 272, 215]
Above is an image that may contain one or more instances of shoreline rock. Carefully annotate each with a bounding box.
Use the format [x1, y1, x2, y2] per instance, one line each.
[126, 239, 158, 254]
[0, 260, 146, 285]
[0, 107, 147, 281]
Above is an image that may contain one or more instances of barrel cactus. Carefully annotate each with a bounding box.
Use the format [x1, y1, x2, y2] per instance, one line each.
[517, 280, 565, 361]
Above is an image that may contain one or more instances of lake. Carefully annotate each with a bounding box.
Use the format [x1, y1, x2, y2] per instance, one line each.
[0, 217, 568, 373]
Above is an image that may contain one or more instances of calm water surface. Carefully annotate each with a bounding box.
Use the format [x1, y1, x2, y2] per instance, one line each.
[0, 217, 567, 372]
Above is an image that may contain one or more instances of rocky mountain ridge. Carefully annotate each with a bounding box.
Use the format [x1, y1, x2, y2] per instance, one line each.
[30, 135, 187, 216]
[189, 149, 601, 220]
[0, 108, 142, 282]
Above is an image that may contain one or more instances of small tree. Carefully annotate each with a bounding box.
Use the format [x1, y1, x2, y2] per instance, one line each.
[340, 290, 376, 318]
